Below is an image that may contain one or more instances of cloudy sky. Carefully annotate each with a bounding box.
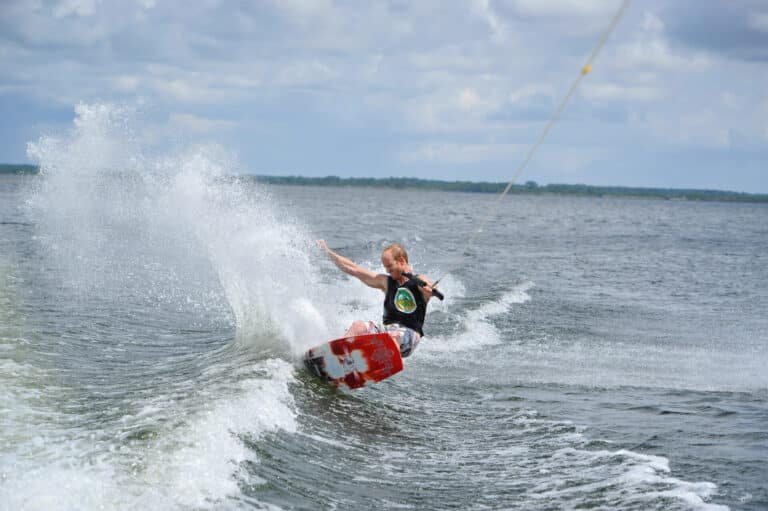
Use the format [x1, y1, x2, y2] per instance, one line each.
[2, 0, 767, 192]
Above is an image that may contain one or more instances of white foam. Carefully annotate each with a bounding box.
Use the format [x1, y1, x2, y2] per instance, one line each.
[423, 281, 533, 353]
[25, 102, 332, 356]
[148, 359, 296, 508]
[0, 359, 296, 511]
[531, 446, 730, 511]
[11, 104, 317, 507]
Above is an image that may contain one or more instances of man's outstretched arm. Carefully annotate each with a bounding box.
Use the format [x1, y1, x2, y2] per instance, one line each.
[317, 240, 386, 291]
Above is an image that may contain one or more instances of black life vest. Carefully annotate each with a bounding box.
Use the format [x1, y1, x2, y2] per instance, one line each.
[382, 276, 427, 336]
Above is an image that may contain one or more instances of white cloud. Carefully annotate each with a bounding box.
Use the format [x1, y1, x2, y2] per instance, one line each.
[147, 65, 260, 104]
[720, 91, 742, 109]
[533, 144, 613, 174]
[399, 141, 611, 179]
[748, 12, 768, 33]
[154, 79, 206, 103]
[402, 86, 504, 133]
[399, 142, 524, 165]
[407, 45, 493, 74]
[170, 113, 235, 134]
[616, 12, 711, 72]
[758, 99, 768, 143]
[641, 10, 664, 33]
[680, 113, 731, 147]
[53, 0, 99, 18]
[582, 82, 661, 102]
[111, 75, 139, 93]
[458, 88, 483, 112]
[510, 0, 620, 18]
[645, 111, 731, 148]
[270, 0, 335, 25]
[272, 60, 336, 88]
[8, 2, 109, 46]
[151, 76, 227, 104]
[470, 0, 507, 42]
[508, 83, 555, 104]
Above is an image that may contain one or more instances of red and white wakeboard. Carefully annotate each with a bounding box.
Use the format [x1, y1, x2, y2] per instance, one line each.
[303, 333, 403, 389]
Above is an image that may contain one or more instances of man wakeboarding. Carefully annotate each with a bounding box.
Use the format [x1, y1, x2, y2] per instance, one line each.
[317, 240, 442, 358]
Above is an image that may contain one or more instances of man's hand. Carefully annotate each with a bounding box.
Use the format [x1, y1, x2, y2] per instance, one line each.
[417, 275, 435, 301]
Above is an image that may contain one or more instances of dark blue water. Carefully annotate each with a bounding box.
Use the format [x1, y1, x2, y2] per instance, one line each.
[1, 105, 766, 510]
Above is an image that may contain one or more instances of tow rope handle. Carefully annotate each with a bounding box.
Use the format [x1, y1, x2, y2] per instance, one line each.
[402, 272, 444, 301]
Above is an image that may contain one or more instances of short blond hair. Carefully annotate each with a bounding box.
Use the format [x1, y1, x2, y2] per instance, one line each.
[382, 243, 408, 262]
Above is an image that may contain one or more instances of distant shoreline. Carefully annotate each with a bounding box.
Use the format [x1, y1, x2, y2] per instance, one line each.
[0, 164, 38, 175]
[245, 175, 768, 203]
[3, 164, 766, 203]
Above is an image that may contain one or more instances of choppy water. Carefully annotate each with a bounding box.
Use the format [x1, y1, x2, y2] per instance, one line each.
[1, 104, 766, 510]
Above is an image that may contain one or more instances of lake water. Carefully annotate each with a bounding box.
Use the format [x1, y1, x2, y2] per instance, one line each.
[1, 107, 766, 510]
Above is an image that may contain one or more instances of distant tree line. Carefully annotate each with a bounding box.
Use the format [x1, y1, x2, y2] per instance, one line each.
[248, 175, 768, 203]
[0, 164, 38, 174]
[4, 165, 766, 202]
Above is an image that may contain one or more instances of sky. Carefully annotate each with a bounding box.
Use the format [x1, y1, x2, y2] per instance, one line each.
[1, 0, 767, 193]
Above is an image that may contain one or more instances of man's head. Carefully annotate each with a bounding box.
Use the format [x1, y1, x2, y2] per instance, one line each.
[381, 243, 409, 278]
[382, 243, 408, 263]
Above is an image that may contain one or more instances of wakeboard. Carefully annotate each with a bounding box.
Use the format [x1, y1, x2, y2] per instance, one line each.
[303, 333, 403, 389]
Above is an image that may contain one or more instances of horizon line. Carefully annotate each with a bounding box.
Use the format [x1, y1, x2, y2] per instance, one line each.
[2, 163, 767, 198]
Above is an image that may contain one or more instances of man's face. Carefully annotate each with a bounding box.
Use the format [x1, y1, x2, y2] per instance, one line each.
[381, 251, 405, 279]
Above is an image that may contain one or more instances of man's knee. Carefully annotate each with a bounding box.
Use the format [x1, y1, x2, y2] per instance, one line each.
[345, 320, 372, 336]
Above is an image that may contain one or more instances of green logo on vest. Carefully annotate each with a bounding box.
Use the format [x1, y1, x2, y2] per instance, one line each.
[394, 288, 417, 314]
